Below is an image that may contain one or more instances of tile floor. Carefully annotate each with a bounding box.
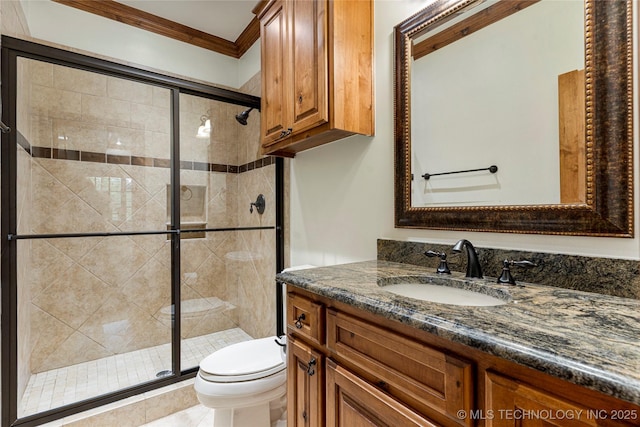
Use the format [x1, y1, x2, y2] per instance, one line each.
[20, 328, 252, 417]
[139, 404, 288, 427]
[139, 404, 213, 427]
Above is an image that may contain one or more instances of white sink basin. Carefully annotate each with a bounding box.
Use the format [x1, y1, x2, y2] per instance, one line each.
[383, 283, 508, 306]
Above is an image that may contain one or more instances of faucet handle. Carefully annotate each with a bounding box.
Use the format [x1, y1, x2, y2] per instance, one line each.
[497, 259, 538, 285]
[424, 250, 451, 274]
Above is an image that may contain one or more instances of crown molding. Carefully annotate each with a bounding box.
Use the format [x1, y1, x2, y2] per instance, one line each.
[52, 0, 261, 58]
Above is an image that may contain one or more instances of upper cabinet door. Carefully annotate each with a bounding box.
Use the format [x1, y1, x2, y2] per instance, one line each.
[289, 0, 328, 134]
[260, 0, 289, 146]
[259, 0, 374, 157]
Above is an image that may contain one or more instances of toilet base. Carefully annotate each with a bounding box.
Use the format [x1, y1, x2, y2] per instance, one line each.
[205, 387, 286, 427]
[214, 404, 268, 427]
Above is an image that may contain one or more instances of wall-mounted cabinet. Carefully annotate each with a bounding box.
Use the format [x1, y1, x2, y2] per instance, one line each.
[258, 0, 374, 157]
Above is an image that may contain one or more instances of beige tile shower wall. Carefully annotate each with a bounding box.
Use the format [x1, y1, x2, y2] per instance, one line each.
[29, 161, 245, 372]
[26, 65, 271, 373]
[235, 229, 277, 338]
[28, 159, 179, 373]
[236, 165, 277, 338]
[234, 72, 277, 338]
[180, 94, 211, 163]
[179, 95, 239, 166]
[207, 101, 239, 166]
[207, 172, 238, 228]
[179, 231, 240, 340]
[28, 60, 171, 159]
[178, 168, 241, 340]
[238, 72, 261, 166]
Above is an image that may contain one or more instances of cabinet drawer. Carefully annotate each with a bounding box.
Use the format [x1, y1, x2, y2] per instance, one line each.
[327, 309, 473, 427]
[287, 292, 324, 346]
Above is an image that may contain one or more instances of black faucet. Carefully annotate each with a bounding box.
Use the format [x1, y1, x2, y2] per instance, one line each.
[452, 239, 483, 279]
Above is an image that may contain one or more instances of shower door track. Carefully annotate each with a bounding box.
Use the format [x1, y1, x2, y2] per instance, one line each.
[1, 36, 283, 427]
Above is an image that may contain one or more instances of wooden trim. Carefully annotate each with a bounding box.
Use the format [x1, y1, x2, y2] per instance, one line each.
[252, 0, 271, 17]
[412, 0, 540, 60]
[235, 17, 261, 57]
[558, 69, 586, 204]
[52, 0, 261, 59]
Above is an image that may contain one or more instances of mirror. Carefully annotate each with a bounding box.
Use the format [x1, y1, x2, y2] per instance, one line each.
[394, 0, 633, 236]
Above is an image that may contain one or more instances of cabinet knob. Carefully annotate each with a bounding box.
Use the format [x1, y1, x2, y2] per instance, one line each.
[294, 313, 306, 329]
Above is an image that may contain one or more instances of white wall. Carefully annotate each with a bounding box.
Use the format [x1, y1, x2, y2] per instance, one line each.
[18, 0, 258, 89]
[289, 0, 640, 267]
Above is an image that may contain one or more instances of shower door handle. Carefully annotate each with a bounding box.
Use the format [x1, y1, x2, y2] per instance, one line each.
[0, 120, 10, 134]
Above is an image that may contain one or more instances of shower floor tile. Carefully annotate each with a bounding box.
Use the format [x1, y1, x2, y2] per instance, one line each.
[20, 328, 252, 417]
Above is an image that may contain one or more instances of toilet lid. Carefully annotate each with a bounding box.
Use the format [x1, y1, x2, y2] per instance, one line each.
[199, 336, 285, 382]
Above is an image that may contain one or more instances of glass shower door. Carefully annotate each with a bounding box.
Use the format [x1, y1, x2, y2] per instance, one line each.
[14, 57, 174, 417]
[178, 93, 249, 370]
[3, 36, 270, 427]
[178, 92, 275, 371]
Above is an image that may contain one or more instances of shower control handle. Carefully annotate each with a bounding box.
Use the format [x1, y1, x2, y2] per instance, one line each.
[294, 313, 306, 329]
[249, 194, 266, 214]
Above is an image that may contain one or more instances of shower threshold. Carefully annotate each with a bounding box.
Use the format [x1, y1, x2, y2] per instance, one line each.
[19, 328, 252, 418]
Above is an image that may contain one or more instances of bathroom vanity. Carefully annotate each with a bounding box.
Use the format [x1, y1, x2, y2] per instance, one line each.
[278, 261, 640, 427]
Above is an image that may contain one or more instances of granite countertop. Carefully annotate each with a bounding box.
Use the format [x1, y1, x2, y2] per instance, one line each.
[276, 260, 640, 406]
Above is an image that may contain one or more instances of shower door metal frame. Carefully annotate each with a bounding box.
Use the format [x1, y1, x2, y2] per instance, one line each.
[1, 36, 281, 427]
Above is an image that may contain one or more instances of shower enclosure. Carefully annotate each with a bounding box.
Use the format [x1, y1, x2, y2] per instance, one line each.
[1, 36, 283, 427]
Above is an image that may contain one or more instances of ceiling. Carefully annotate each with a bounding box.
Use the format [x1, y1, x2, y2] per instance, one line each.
[52, 0, 264, 58]
[116, 0, 259, 41]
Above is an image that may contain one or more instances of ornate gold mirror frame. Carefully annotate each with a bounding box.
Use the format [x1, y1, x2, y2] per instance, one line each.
[394, 0, 633, 236]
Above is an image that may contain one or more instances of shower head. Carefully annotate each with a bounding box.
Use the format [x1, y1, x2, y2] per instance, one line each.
[235, 108, 253, 125]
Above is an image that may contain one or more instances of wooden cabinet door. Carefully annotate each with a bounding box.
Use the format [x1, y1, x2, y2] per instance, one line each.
[326, 360, 439, 427]
[327, 309, 473, 427]
[289, 0, 328, 134]
[260, 0, 290, 146]
[288, 336, 324, 427]
[486, 371, 614, 427]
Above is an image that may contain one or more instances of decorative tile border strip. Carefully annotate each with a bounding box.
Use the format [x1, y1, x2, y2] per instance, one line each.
[17, 131, 273, 173]
[377, 239, 640, 299]
[17, 131, 31, 155]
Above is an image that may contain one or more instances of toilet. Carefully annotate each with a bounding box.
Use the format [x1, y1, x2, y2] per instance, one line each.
[194, 336, 287, 427]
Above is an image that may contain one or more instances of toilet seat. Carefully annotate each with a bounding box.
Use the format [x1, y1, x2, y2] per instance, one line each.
[199, 336, 285, 383]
